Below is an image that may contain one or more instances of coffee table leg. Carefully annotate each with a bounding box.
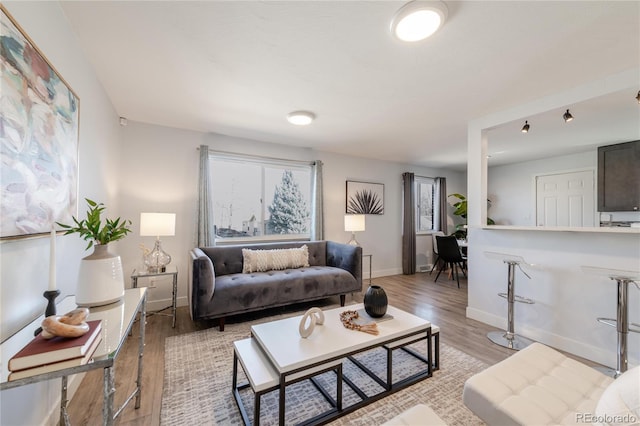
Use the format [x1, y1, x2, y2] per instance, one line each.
[279, 375, 286, 426]
[337, 363, 343, 411]
[427, 328, 433, 377]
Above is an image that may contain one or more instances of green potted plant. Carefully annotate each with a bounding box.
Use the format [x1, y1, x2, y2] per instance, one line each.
[57, 199, 132, 307]
[448, 193, 495, 240]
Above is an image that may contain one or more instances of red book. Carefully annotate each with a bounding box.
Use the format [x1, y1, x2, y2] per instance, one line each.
[8, 320, 102, 371]
[8, 334, 102, 381]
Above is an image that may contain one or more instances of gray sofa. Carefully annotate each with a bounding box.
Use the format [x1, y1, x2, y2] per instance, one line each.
[189, 240, 362, 330]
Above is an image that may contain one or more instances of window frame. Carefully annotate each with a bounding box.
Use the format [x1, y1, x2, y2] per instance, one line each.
[415, 176, 436, 235]
[209, 153, 313, 244]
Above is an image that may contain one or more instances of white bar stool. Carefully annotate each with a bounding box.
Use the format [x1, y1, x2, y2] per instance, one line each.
[485, 252, 536, 350]
[583, 266, 640, 377]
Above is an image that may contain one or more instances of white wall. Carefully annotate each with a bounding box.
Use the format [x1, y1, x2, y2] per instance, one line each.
[488, 150, 596, 226]
[118, 121, 466, 310]
[0, 2, 123, 425]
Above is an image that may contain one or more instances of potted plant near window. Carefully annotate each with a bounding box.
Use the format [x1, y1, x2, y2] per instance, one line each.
[57, 199, 132, 307]
[448, 193, 495, 240]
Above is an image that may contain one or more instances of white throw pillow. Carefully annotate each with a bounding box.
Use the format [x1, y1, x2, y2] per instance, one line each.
[595, 365, 640, 425]
[242, 245, 310, 273]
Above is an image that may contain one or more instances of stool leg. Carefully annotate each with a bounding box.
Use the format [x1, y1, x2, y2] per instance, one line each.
[488, 261, 534, 351]
[615, 278, 629, 375]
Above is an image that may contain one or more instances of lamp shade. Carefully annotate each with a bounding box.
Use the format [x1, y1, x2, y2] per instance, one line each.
[344, 214, 365, 232]
[140, 213, 176, 237]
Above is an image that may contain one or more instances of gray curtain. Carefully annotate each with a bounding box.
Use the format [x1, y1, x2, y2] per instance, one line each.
[310, 160, 324, 240]
[402, 172, 416, 274]
[197, 145, 214, 247]
[436, 177, 447, 233]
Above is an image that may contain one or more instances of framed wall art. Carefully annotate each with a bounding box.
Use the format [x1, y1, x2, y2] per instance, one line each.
[346, 181, 384, 215]
[1, 5, 79, 240]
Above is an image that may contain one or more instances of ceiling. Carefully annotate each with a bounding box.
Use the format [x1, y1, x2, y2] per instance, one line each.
[60, 1, 640, 171]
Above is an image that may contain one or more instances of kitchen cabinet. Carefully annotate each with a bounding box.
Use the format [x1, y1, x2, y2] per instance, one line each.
[597, 140, 640, 212]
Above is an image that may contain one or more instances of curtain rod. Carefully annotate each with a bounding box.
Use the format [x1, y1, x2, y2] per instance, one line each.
[197, 146, 316, 166]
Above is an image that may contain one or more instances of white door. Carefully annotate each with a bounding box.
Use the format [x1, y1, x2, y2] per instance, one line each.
[535, 170, 595, 227]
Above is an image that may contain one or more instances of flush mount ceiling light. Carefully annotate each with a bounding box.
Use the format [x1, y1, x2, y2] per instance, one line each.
[390, 0, 448, 42]
[636, 90, 640, 104]
[563, 109, 574, 122]
[287, 111, 315, 126]
[521, 120, 530, 133]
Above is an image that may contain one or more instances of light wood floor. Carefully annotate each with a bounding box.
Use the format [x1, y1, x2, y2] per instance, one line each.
[65, 272, 592, 425]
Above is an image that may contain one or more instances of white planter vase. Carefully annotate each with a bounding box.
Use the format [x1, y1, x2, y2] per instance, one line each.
[76, 244, 125, 307]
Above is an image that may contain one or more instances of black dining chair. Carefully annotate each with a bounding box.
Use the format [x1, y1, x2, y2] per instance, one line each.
[434, 235, 467, 288]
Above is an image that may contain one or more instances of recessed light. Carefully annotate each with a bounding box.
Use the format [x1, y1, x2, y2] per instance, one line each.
[287, 111, 315, 126]
[391, 1, 448, 42]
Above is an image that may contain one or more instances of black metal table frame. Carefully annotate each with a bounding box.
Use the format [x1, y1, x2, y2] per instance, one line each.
[232, 327, 432, 426]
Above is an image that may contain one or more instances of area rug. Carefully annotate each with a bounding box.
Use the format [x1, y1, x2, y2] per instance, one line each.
[161, 310, 488, 425]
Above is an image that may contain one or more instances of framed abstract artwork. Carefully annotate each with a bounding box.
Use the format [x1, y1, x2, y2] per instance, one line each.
[1, 5, 80, 240]
[346, 181, 384, 215]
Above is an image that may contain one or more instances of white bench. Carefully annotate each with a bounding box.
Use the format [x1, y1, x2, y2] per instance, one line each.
[232, 338, 342, 426]
[463, 342, 640, 425]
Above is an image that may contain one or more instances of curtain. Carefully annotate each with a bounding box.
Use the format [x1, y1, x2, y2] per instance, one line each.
[402, 172, 416, 274]
[435, 177, 447, 233]
[310, 160, 324, 240]
[197, 145, 214, 247]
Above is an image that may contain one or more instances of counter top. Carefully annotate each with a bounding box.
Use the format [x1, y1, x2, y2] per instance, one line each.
[480, 225, 640, 234]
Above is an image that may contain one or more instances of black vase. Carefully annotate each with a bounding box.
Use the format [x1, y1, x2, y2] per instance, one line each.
[364, 285, 388, 318]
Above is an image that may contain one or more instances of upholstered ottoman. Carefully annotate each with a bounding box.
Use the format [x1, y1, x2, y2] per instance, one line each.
[463, 342, 640, 425]
[381, 404, 446, 426]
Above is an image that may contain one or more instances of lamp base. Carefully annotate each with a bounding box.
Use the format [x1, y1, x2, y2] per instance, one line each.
[346, 232, 360, 246]
[144, 239, 171, 273]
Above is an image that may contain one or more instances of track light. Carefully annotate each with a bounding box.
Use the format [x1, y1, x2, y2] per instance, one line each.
[636, 91, 640, 104]
[563, 109, 574, 122]
[521, 120, 530, 133]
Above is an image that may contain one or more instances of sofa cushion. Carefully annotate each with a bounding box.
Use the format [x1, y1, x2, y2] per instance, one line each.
[242, 245, 309, 273]
[595, 365, 640, 425]
[198, 266, 358, 318]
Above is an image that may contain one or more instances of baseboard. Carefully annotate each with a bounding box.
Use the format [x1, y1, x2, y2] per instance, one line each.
[466, 306, 637, 367]
[146, 295, 188, 312]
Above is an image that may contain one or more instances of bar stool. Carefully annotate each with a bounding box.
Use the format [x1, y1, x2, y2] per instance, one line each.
[582, 266, 640, 377]
[485, 252, 536, 350]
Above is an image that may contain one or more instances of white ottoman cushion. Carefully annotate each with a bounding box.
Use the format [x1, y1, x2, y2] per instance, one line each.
[381, 404, 446, 426]
[595, 365, 640, 425]
[463, 342, 613, 425]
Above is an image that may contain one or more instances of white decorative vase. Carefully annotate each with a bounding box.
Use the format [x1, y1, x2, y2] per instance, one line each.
[76, 244, 125, 307]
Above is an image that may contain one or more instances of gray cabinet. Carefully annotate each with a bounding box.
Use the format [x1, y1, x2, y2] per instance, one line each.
[597, 140, 640, 211]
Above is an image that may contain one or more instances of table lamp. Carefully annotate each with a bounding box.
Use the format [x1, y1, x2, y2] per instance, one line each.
[140, 212, 176, 273]
[344, 214, 365, 246]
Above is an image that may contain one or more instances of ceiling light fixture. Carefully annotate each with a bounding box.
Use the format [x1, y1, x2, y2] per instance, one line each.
[521, 120, 530, 133]
[563, 109, 574, 122]
[390, 0, 448, 42]
[286, 111, 315, 126]
[636, 90, 640, 104]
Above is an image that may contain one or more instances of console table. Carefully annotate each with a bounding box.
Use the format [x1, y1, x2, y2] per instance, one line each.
[0, 288, 147, 426]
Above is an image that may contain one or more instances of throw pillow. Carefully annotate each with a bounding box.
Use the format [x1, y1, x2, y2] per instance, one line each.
[242, 245, 310, 273]
[595, 365, 640, 425]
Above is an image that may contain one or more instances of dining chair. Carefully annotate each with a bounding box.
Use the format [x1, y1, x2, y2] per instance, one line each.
[434, 235, 467, 288]
[429, 231, 445, 274]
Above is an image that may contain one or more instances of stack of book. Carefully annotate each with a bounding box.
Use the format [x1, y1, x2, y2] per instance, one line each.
[7, 320, 102, 381]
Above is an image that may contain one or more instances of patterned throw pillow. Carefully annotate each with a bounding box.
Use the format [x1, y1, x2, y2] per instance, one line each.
[242, 245, 310, 273]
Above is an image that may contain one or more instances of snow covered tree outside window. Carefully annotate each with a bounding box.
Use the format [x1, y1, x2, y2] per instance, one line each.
[268, 170, 309, 234]
[211, 156, 311, 240]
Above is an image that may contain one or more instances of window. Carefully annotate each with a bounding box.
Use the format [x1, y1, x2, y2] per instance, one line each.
[211, 155, 312, 241]
[416, 177, 435, 233]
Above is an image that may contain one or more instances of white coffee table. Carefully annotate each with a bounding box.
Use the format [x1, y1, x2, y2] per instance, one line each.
[234, 303, 433, 425]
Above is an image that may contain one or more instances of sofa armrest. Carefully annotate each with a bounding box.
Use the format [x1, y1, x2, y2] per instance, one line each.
[326, 241, 362, 289]
[189, 248, 216, 321]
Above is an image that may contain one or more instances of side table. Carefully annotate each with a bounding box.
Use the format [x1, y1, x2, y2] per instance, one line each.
[131, 266, 178, 327]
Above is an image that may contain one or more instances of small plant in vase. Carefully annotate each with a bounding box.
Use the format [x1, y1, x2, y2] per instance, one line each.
[57, 198, 132, 249]
[448, 193, 495, 240]
[57, 199, 132, 307]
